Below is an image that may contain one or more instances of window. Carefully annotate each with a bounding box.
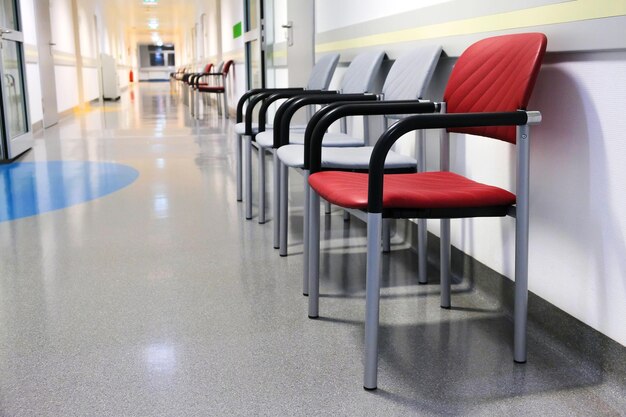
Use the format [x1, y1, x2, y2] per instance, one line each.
[139, 44, 176, 68]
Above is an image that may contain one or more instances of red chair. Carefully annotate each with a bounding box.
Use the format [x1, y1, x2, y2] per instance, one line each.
[197, 60, 234, 118]
[307, 33, 547, 390]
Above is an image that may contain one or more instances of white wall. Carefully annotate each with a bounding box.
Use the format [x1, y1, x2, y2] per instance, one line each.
[20, 0, 43, 124]
[25, 64, 43, 123]
[20, 0, 38, 45]
[220, 0, 243, 56]
[54, 66, 80, 112]
[83, 67, 100, 102]
[316, 0, 451, 33]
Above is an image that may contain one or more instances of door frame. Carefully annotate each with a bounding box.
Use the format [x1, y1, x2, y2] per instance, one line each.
[0, 0, 33, 159]
[243, 0, 266, 89]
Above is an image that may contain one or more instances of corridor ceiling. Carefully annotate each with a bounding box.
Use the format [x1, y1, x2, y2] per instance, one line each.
[102, 0, 204, 44]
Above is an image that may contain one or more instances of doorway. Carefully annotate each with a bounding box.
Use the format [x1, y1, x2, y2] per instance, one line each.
[285, 0, 314, 87]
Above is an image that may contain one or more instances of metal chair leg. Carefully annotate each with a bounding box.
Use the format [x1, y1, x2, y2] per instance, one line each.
[303, 172, 310, 296]
[258, 147, 266, 224]
[364, 212, 383, 390]
[418, 218, 428, 284]
[273, 152, 280, 249]
[244, 136, 253, 220]
[223, 91, 229, 119]
[514, 124, 531, 363]
[382, 219, 391, 253]
[236, 134, 242, 202]
[324, 200, 331, 214]
[514, 218, 529, 363]
[308, 190, 321, 317]
[440, 218, 451, 308]
[279, 163, 289, 256]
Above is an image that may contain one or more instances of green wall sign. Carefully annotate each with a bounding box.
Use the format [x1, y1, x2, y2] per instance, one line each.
[233, 22, 242, 39]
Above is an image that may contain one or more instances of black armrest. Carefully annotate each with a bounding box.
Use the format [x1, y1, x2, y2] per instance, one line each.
[307, 100, 439, 171]
[244, 92, 276, 135]
[366, 111, 530, 213]
[257, 90, 340, 134]
[273, 94, 379, 149]
[236, 88, 305, 123]
[244, 89, 330, 135]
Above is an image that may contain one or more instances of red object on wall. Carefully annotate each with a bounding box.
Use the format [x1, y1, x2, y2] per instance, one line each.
[129, 70, 134, 83]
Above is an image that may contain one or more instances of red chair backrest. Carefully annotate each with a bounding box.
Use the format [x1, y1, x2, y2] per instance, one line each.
[222, 60, 234, 76]
[444, 33, 547, 143]
[203, 63, 213, 73]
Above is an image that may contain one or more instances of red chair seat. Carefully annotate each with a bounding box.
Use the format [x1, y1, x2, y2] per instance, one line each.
[197, 82, 209, 87]
[309, 171, 516, 210]
[198, 86, 225, 93]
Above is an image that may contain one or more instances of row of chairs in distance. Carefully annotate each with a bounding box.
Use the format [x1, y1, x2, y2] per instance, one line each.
[236, 33, 547, 390]
[173, 61, 234, 118]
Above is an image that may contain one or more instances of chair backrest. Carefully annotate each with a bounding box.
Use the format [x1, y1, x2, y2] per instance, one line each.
[222, 60, 234, 75]
[306, 53, 340, 90]
[444, 33, 547, 143]
[382, 45, 442, 101]
[203, 63, 213, 73]
[340, 51, 386, 94]
[216, 61, 225, 72]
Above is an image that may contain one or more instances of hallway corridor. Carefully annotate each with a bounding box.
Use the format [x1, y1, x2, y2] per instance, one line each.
[0, 84, 623, 416]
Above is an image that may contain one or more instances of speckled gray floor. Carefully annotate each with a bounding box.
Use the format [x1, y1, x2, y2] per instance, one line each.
[0, 83, 624, 416]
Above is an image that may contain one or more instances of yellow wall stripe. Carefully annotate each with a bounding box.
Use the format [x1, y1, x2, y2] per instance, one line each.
[316, 0, 626, 52]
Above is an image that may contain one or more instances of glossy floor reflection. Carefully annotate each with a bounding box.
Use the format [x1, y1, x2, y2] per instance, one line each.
[0, 83, 623, 416]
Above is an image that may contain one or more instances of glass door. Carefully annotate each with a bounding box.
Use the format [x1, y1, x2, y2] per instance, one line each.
[0, 0, 32, 159]
[243, 0, 266, 89]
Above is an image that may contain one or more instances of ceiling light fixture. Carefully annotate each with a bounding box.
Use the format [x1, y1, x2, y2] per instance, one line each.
[143, 0, 157, 5]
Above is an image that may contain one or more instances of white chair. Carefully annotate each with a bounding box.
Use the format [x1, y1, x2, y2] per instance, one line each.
[273, 46, 442, 297]
[233, 53, 340, 221]
[256, 51, 387, 251]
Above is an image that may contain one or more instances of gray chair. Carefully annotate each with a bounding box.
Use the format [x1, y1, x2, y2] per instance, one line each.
[275, 46, 441, 299]
[233, 53, 340, 219]
[256, 51, 385, 250]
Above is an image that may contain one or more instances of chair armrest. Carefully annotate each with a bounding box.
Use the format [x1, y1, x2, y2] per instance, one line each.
[306, 100, 439, 170]
[236, 88, 305, 123]
[366, 111, 532, 213]
[273, 93, 379, 149]
[244, 90, 330, 135]
[257, 90, 340, 135]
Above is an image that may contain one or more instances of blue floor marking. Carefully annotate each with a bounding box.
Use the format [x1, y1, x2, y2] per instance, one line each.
[0, 161, 139, 222]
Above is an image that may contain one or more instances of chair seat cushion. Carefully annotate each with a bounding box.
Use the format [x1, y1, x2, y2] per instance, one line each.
[234, 123, 308, 136]
[276, 145, 305, 167]
[277, 145, 417, 169]
[308, 171, 516, 210]
[255, 131, 275, 148]
[235, 122, 262, 135]
[288, 131, 364, 147]
[321, 146, 416, 169]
